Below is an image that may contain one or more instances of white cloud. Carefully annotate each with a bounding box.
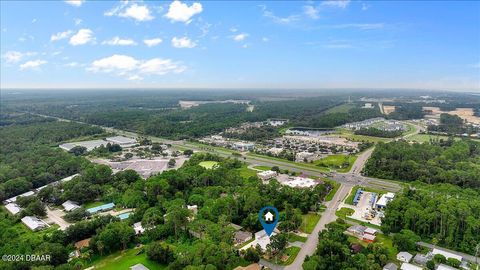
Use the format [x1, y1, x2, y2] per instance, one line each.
[20, 60, 47, 70]
[2, 51, 24, 63]
[165, 0, 202, 24]
[171, 36, 197, 48]
[89, 55, 138, 74]
[2, 51, 37, 63]
[262, 37, 269, 42]
[88, 54, 186, 79]
[138, 58, 186, 75]
[321, 0, 350, 9]
[51, 30, 73, 41]
[74, 18, 82, 25]
[69, 28, 94, 45]
[303, 5, 320, 19]
[65, 0, 84, 7]
[232, 33, 248, 42]
[120, 4, 154, 21]
[260, 5, 300, 25]
[143, 38, 163, 47]
[102, 36, 137, 46]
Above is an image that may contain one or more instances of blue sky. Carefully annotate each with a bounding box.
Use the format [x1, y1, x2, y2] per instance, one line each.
[1, 0, 479, 90]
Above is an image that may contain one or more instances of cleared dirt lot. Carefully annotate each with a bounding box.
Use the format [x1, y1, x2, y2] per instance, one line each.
[423, 107, 480, 124]
[93, 157, 188, 178]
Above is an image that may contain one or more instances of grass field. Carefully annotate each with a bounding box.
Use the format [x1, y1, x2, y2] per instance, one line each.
[314, 154, 357, 173]
[198, 161, 219, 169]
[324, 103, 356, 114]
[287, 233, 307, 243]
[344, 186, 387, 205]
[299, 213, 321, 234]
[337, 128, 390, 143]
[253, 165, 272, 171]
[236, 165, 258, 179]
[89, 247, 166, 270]
[247, 153, 330, 172]
[324, 180, 340, 202]
[335, 207, 354, 218]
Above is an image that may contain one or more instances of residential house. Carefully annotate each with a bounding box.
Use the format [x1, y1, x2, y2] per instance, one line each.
[400, 263, 423, 270]
[397, 252, 414, 263]
[383, 263, 398, 270]
[257, 170, 277, 181]
[62, 200, 80, 212]
[130, 263, 150, 270]
[5, 203, 22, 215]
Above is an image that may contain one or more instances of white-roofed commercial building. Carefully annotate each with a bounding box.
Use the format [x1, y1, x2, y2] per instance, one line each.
[376, 192, 396, 209]
[106, 136, 137, 147]
[21, 216, 49, 231]
[59, 140, 106, 152]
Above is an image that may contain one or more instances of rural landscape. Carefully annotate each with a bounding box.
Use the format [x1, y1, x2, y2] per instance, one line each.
[1, 0, 480, 270]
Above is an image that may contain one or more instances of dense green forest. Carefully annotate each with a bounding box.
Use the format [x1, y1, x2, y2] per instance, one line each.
[303, 221, 391, 270]
[364, 140, 480, 189]
[387, 103, 425, 120]
[354, 127, 402, 138]
[0, 114, 105, 200]
[381, 183, 480, 255]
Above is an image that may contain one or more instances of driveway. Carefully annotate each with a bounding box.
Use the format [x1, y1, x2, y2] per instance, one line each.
[45, 207, 71, 230]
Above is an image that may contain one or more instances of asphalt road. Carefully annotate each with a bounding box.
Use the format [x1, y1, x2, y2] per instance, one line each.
[284, 184, 353, 270]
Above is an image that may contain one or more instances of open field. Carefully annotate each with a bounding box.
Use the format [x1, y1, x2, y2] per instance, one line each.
[198, 161, 219, 169]
[314, 154, 357, 173]
[335, 207, 354, 218]
[247, 153, 330, 172]
[89, 247, 166, 270]
[324, 103, 355, 114]
[287, 233, 308, 243]
[300, 213, 321, 234]
[408, 134, 479, 143]
[253, 165, 272, 171]
[337, 128, 390, 143]
[236, 165, 258, 179]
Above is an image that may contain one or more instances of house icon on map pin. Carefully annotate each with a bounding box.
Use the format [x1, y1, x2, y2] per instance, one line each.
[264, 211, 274, 222]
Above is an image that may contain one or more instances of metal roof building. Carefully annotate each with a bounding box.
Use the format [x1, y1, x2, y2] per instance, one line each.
[5, 203, 22, 215]
[62, 200, 80, 212]
[21, 216, 49, 231]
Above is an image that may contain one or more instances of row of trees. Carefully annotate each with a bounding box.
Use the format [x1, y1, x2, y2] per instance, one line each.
[364, 140, 480, 189]
[354, 127, 402, 138]
[381, 184, 480, 255]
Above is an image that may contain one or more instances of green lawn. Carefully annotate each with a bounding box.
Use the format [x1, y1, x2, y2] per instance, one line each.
[247, 153, 330, 172]
[198, 161, 219, 169]
[314, 154, 357, 173]
[344, 186, 387, 205]
[287, 233, 307, 243]
[89, 247, 167, 270]
[300, 213, 321, 234]
[253, 165, 272, 171]
[324, 180, 340, 202]
[282, 246, 301, 265]
[375, 233, 398, 261]
[236, 165, 258, 179]
[337, 128, 390, 143]
[335, 207, 354, 218]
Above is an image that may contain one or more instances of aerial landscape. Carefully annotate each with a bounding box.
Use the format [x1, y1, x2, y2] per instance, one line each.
[1, 1, 479, 270]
